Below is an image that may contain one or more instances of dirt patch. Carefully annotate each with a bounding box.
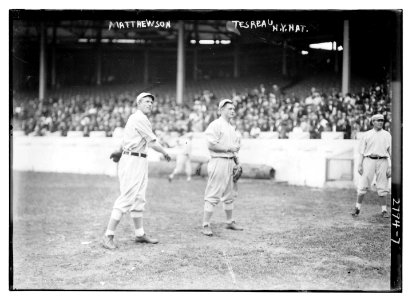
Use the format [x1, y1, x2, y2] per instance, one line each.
[11, 171, 391, 290]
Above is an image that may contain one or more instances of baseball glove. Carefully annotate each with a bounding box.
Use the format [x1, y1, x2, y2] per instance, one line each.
[110, 150, 122, 163]
[233, 165, 243, 183]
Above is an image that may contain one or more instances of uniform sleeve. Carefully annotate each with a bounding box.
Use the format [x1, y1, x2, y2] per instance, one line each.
[205, 121, 221, 145]
[134, 114, 157, 142]
[387, 132, 392, 157]
[358, 133, 367, 155]
[235, 130, 242, 146]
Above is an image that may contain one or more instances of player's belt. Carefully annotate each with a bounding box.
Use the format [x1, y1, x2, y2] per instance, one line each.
[123, 151, 147, 158]
[367, 155, 387, 160]
[212, 156, 235, 159]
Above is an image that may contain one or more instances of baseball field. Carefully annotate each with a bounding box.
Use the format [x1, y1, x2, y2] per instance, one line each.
[11, 171, 391, 291]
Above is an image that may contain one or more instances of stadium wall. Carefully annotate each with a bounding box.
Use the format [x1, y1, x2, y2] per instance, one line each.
[12, 136, 362, 189]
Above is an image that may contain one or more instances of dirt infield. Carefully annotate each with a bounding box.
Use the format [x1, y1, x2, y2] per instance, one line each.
[11, 171, 391, 290]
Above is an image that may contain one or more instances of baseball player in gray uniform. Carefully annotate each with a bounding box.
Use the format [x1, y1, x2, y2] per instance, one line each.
[103, 92, 171, 249]
[201, 99, 243, 236]
[351, 113, 392, 218]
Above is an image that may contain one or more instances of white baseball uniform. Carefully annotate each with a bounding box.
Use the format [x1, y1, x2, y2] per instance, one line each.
[357, 128, 391, 196]
[112, 109, 157, 216]
[204, 117, 240, 209]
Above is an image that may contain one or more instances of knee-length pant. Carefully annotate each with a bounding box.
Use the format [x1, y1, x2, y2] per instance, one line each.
[112, 155, 148, 214]
[357, 157, 390, 196]
[204, 157, 237, 208]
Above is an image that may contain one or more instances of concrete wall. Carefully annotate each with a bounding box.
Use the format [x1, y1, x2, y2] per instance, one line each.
[12, 136, 361, 188]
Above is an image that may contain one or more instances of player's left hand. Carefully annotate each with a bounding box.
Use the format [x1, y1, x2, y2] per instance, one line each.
[110, 150, 122, 163]
[164, 153, 171, 162]
[386, 168, 391, 178]
[233, 164, 243, 183]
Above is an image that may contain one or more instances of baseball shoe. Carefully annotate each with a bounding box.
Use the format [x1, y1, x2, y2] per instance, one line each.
[381, 210, 390, 218]
[102, 235, 117, 250]
[135, 234, 159, 244]
[168, 175, 173, 183]
[351, 207, 360, 217]
[187, 177, 191, 182]
[201, 224, 213, 236]
[225, 221, 243, 231]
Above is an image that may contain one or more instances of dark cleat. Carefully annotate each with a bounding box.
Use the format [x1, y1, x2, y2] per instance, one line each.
[135, 234, 159, 244]
[225, 221, 243, 231]
[351, 208, 360, 217]
[381, 211, 390, 218]
[201, 224, 213, 236]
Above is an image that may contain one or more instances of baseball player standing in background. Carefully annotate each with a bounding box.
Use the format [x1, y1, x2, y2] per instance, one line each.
[201, 99, 243, 236]
[168, 131, 194, 182]
[351, 113, 391, 218]
[103, 92, 171, 249]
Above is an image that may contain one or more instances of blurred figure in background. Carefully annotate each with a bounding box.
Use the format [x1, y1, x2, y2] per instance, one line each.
[168, 131, 194, 182]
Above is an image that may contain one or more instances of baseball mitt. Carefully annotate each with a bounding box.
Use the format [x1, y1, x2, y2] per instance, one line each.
[110, 150, 122, 163]
[233, 165, 243, 183]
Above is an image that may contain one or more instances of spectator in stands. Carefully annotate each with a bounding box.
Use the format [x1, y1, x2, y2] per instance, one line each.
[249, 121, 261, 139]
[12, 80, 392, 140]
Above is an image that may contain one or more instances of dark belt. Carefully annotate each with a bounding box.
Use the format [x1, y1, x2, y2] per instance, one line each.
[123, 151, 147, 158]
[367, 155, 387, 160]
[212, 156, 235, 159]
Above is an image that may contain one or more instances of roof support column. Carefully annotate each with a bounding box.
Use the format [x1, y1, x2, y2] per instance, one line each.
[193, 48, 198, 81]
[282, 40, 288, 77]
[143, 49, 149, 85]
[95, 28, 102, 86]
[51, 23, 57, 88]
[39, 22, 47, 100]
[176, 20, 185, 104]
[342, 20, 350, 95]
[233, 42, 239, 78]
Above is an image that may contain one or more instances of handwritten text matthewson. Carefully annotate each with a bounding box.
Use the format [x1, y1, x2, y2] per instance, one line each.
[108, 20, 171, 30]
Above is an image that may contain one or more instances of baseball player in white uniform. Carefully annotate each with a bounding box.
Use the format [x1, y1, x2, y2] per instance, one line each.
[351, 113, 391, 218]
[103, 92, 171, 249]
[168, 131, 194, 182]
[201, 99, 243, 236]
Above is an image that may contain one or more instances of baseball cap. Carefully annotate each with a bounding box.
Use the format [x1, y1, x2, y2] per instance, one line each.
[136, 92, 155, 104]
[218, 99, 233, 110]
[371, 113, 384, 121]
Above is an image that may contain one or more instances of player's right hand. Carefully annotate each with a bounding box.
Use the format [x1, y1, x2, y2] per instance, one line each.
[228, 145, 240, 153]
[358, 164, 363, 175]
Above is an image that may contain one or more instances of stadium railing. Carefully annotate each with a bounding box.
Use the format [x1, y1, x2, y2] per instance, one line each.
[89, 131, 107, 138]
[288, 132, 310, 139]
[321, 132, 344, 140]
[67, 131, 84, 138]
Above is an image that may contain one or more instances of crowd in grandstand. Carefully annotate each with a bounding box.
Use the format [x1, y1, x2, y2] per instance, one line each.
[12, 80, 391, 140]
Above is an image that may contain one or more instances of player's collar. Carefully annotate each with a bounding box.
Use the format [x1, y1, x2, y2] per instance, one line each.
[220, 116, 231, 124]
[136, 109, 146, 116]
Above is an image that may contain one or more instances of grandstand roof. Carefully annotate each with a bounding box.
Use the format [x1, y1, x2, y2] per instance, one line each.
[11, 10, 400, 51]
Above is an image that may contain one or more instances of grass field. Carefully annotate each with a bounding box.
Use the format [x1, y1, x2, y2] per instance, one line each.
[11, 171, 391, 291]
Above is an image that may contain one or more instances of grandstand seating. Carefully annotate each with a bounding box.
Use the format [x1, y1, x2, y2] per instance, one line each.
[12, 73, 391, 140]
